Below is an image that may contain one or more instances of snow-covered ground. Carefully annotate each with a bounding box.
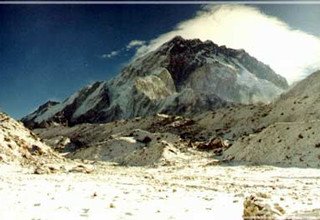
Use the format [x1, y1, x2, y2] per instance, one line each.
[1, 162, 319, 220]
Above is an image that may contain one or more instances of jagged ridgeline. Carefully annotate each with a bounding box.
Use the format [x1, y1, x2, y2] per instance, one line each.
[22, 36, 288, 128]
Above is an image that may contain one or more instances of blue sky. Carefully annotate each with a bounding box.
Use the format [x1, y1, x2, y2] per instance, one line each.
[0, 4, 200, 118]
[0, 2, 320, 119]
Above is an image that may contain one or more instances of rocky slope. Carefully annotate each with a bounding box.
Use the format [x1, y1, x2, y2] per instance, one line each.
[224, 121, 320, 168]
[260, 70, 320, 123]
[223, 70, 320, 167]
[22, 36, 288, 128]
[0, 112, 59, 166]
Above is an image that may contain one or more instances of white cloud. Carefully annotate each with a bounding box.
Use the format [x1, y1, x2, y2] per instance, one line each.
[102, 50, 120, 59]
[126, 40, 146, 50]
[133, 5, 320, 84]
[101, 40, 146, 60]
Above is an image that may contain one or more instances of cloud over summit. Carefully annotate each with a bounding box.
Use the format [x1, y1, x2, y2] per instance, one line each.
[134, 5, 320, 84]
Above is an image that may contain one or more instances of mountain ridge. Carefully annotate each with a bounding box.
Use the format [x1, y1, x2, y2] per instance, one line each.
[22, 36, 288, 129]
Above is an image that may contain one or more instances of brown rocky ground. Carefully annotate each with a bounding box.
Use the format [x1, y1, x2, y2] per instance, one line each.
[225, 121, 320, 168]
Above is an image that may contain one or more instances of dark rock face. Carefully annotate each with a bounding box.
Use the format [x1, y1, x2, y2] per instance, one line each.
[70, 85, 111, 125]
[22, 36, 288, 129]
[136, 36, 288, 90]
[22, 101, 60, 129]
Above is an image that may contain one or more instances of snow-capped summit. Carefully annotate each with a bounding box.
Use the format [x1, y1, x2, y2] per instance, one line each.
[22, 36, 288, 128]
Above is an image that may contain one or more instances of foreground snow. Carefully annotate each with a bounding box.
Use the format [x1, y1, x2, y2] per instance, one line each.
[1, 162, 319, 220]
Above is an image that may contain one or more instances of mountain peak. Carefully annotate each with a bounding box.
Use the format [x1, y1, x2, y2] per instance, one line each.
[38, 101, 60, 111]
[22, 37, 289, 128]
[168, 35, 185, 43]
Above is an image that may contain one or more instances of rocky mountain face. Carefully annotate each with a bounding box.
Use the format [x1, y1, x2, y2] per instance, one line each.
[22, 36, 288, 129]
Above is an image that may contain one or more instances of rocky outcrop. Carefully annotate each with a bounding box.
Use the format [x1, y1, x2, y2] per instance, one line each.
[22, 36, 288, 128]
[0, 112, 60, 166]
[243, 192, 285, 220]
[68, 129, 187, 166]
